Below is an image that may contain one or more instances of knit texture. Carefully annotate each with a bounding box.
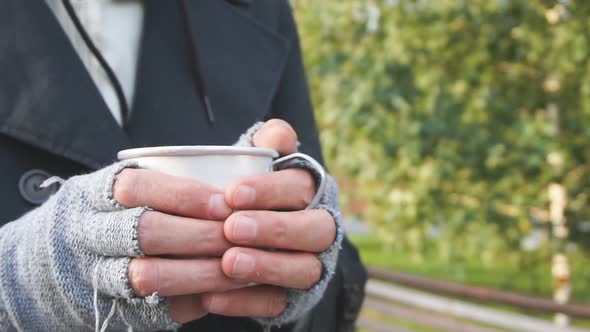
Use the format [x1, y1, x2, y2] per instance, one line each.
[0, 162, 180, 331]
[0, 122, 342, 331]
[0, 307, 15, 332]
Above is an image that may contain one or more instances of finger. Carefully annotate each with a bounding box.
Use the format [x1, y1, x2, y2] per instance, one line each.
[224, 209, 335, 252]
[128, 257, 248, 297]
[252, 119, 298, 155]
[202, 286, 287, 318]
[225, 168, 315, 210]
[222, 248, 322, 289]
[168, 295, 208, 324]
[138, 211, 231, 256]
[113, 168, 232, 220]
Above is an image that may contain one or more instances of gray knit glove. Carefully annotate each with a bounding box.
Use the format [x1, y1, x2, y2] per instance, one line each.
[0, 162, 179, 332]
[0, 123, 342, 331]
[0, 307, 14, 332]
[235, 122, 344, 326]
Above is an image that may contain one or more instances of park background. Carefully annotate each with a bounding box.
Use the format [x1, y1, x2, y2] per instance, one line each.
[293, 0, 590, 331]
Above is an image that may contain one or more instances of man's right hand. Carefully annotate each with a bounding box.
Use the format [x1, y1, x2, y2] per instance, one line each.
[113, 169, 288, 323]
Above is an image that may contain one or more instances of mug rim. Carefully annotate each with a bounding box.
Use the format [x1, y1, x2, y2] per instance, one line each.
[117, 146, 279, 160]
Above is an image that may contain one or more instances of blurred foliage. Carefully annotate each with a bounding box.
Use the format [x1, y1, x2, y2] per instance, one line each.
[350, 234, 590, 305]
[293, 0, 590, 266]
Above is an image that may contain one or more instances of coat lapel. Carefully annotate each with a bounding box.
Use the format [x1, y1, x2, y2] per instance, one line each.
[187, 0, 290, 127]
[0, 0, 129, 169]
[0, 0, 291, 168]
[128, 0, 290, 146]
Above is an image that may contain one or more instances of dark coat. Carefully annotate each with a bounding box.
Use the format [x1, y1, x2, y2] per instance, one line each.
[0, 0, 367, 331]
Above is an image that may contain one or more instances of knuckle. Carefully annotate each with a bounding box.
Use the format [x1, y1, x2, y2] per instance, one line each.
[270, 217, 289, 244]
[113, 169, 139, 206]
[128, 259, 154, 297]
[264, 263, 283, 285]
[173, 184, 198, 211]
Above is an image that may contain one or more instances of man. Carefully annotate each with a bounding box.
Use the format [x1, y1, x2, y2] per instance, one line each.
[0, 0, 366, 331]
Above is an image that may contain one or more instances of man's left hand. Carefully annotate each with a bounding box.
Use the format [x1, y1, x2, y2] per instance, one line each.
[200, 119, 336, 317]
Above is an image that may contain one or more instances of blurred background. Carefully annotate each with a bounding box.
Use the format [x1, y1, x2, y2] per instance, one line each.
[292, 1, 590, 331]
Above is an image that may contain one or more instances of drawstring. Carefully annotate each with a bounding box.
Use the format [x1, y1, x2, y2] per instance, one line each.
[62, 0, 216, 127]
[62, 0, 130, 129]
[176, 0, 215, 125]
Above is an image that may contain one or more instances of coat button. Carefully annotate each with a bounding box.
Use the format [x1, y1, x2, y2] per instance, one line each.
[18, 170, 59, 205]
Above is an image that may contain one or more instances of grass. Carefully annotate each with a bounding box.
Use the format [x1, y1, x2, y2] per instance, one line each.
[351, 233, 590, 329]
[349, 234, 590, 306]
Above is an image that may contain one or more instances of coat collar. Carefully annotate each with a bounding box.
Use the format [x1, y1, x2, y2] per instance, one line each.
[0, 0, 288, 169]
[127, 0, 290, 148]
[0, 0, 128, 169]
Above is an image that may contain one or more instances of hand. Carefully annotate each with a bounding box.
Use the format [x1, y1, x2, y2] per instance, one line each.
[112, 168, 292, 322]
[200, 119, 336, 317]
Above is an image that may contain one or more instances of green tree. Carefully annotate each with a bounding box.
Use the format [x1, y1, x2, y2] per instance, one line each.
[293, 0, 590, 266]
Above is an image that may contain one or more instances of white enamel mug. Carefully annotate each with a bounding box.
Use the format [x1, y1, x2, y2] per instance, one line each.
[117, 146, 326, 209]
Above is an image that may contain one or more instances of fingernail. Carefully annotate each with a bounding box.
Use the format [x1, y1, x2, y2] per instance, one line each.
[208, 194, 232, 219]
[232, 216, 257, 241]
[232, 252, 255, 277]
[233, 185, 256, 207]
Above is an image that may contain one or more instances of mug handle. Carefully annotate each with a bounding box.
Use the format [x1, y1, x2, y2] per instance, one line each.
[272, 152, 327, 210]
